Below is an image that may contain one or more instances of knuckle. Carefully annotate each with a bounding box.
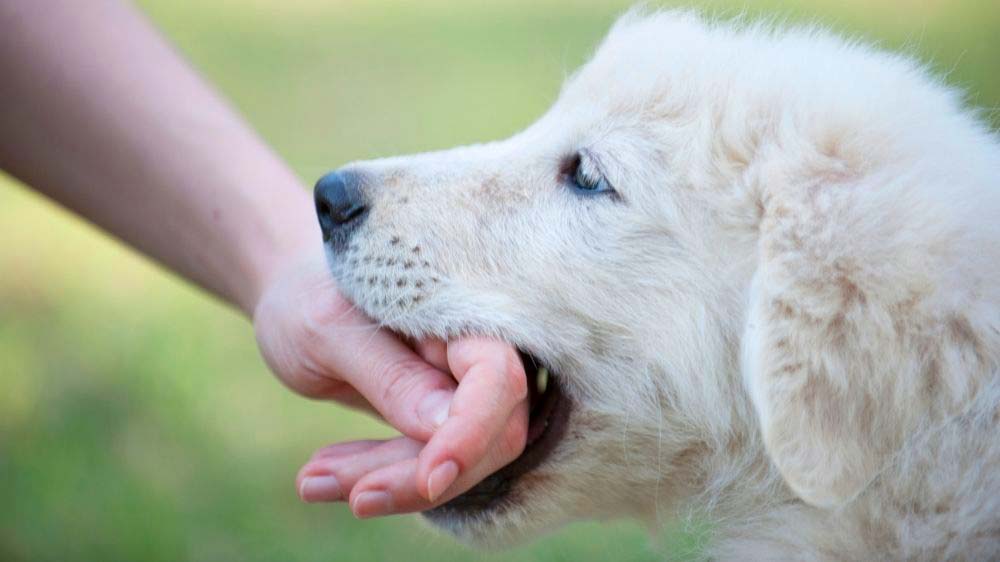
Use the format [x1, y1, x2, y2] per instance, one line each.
[447, 342, 479, 376]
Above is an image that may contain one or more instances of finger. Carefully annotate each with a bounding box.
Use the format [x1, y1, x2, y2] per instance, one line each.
[348, 414, 527, 518]
[303, 384, 380, 418]
[308, 439, 385, 462]
[296, 437, 424, 503]
[413, 338, 448, 372]
[415, 338, 529, 502]
[298, 292, 457, 440]
[348, 458, 419, 518]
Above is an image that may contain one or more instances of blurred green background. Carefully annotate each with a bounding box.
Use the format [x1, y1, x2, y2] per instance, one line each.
[1, 1, 996, 560]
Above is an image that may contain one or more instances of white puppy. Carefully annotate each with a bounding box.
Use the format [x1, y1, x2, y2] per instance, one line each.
[314, 9, 1000, 560]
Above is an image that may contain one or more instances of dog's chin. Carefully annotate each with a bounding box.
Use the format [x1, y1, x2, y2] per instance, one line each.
[421, 495, 559, 549]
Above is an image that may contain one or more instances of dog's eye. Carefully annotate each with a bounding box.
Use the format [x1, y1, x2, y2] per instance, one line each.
[573, 164, 608, 193]
[566, 153, 614, 195]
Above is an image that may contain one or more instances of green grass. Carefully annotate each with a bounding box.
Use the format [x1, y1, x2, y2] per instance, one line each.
[1, 1, 997, 560]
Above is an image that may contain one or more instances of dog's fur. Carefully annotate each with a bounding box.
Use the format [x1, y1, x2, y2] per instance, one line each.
[323, 10, 1000, 560]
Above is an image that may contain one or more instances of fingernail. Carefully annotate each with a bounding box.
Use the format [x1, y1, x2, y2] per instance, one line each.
[427, 460, 459, 502]
[299, 475, 341, 502]
[352, 491, 393, 518]
[417, 390, 452, 429]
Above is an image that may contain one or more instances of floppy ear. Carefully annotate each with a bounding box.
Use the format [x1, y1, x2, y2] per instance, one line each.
[741, 188, 933, 508]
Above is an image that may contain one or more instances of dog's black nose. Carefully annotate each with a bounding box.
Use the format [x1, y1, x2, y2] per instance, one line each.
[314, 170, 368, 244]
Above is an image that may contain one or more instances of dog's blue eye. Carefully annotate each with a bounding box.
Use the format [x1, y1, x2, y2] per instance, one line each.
[570, 155, 613, 194]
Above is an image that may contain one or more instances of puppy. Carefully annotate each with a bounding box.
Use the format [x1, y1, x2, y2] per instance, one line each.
[315, 10, 1000, 560]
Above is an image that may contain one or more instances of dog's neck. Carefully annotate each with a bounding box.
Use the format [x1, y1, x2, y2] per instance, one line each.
[633, 348, 800, 536]
[661, 402, 855, 561]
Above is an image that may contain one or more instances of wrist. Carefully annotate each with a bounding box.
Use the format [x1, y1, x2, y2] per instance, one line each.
[238, 183, 324, 317]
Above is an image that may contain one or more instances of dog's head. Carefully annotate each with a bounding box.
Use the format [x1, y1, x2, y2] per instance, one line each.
[316, 9, 995, 547]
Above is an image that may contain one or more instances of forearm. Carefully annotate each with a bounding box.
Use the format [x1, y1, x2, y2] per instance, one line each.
[0, 0, 318, 314]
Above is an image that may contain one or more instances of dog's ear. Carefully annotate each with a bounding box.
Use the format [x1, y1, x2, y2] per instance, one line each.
[741, 189, 936, 508]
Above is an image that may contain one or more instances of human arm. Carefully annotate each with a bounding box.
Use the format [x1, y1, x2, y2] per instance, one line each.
[0, 0, 527, 514]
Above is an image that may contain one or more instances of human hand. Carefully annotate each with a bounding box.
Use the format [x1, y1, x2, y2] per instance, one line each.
[253, 253, 529, 515]
[293, 338, 530, 517]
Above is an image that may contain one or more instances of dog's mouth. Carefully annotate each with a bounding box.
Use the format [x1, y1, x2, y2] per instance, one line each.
[424, 350, 571, 519]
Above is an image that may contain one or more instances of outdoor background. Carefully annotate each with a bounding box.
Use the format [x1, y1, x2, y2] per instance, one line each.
[1, 0, 997, 560]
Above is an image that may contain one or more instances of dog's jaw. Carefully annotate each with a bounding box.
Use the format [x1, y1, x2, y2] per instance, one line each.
[323, 238, 598, 545]
[324, 231, 701, 546]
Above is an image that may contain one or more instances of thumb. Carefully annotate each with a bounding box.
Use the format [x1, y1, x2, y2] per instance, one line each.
[303, 303, 459, 441]
[255, 263, 456, 441]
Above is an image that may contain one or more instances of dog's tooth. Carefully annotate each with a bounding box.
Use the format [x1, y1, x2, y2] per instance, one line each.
[537, 367, 549, 394]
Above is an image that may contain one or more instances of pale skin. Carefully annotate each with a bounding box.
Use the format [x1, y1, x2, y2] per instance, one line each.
[0, 0, 527, 517]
